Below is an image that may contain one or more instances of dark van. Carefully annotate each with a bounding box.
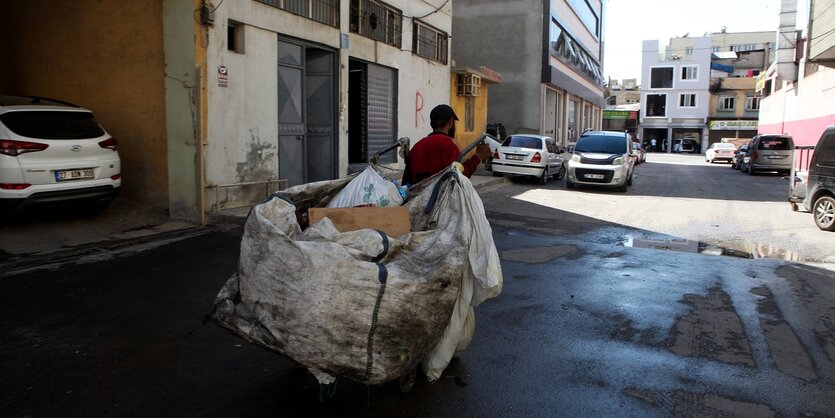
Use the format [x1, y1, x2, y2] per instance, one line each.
[741, 134, 794, 175]
[805, 125, 835, 231]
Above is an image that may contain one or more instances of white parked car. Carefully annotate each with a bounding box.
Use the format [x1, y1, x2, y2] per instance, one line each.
[490, 134, 566, 184]
[705, 142, 737, 163]
[0, 96, 121, 213]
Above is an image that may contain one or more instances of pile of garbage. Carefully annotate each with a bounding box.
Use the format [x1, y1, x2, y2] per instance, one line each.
[212, 164, 502, 386]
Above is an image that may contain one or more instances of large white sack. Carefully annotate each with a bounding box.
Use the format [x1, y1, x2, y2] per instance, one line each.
[213, 165, 502, 385]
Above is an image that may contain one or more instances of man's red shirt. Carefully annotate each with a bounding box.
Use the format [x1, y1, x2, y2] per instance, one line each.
[403, 132, 480, 184]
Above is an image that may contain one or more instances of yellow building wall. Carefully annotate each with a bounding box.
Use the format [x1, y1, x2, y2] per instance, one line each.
[0, 1, 169, 206]
[450, 74, 491, 158]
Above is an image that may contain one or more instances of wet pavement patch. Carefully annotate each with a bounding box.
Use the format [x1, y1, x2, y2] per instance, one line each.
[751, 284, 820, 382]
[775, 264, 835, 365]
[668, 288, 755, 367]
[622, 388, 778, 417]
[499, 245, 578, 264]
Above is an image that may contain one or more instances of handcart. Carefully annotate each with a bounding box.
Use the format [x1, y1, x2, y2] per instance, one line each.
[212, 135, 502, 394]
[789, 145, 816, 211]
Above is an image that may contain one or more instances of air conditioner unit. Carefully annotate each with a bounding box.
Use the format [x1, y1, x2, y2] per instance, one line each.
[457, 74, 481, 97]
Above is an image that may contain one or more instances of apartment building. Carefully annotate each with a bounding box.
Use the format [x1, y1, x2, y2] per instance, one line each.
[452, 0, 605, 147]
[639, 37, 712, 153]
[2, 0, 455, 222]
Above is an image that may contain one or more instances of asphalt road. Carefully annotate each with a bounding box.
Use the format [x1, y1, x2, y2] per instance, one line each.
[2, 153, 834, 417]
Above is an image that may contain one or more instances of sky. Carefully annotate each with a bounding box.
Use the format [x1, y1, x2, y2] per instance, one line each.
[603, 0, 782, 85]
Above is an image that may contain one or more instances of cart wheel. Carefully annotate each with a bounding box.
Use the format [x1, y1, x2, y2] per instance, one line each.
[791, 202, 799, 212]
[399, 366, 416, 393]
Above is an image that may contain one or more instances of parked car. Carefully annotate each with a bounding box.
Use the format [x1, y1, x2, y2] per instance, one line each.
[0, 95, 121, 213]
[631, 141, 646, 164]
[482, 133, 502, 173]
[567, 130, 634, 192]
[705, 142, 737, 163]
[731, 144, 749, 169]
[490, 134, 566, 184]
[740, 134, 793, 175]
[804, 125, 835, 231]
[673, 137, 699, 153]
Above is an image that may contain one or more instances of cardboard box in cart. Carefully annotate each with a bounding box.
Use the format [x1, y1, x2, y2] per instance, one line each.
[308, 207, 411, 237]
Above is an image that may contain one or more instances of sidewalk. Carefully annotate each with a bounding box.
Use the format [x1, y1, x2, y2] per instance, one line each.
[0, 173, 506, 275]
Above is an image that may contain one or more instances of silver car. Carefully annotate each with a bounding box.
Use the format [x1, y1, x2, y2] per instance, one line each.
[741, 134, 793, 175]
[567, 131, 635, 192]
[491, 135, 566, 184]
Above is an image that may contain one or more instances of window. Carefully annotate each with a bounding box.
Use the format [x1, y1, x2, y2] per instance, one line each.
[681, 66, 697, 80]
[565, 0, 600, 37]
[711, 46, 721, 53]
[745, 96, 761, 111]
[607, 96, 616, 105]
[685, 47, 694, 55]
[646, 94, 666, 117]
[254, 0, 340, 27]
[679, 93, 696, 107]
[227, 20, 245, 53]
[650, 67, 673, 88]
[350, 0, 402, 47]
[718, 96, 735, 111]
[465, 97, 475, 132]
[413, 21, 448, 64]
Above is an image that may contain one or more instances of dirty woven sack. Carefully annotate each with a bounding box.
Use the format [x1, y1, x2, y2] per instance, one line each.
[212, 164, 502, 385]
[327, 166, 403, 208]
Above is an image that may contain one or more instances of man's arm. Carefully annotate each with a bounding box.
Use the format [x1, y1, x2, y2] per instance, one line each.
[461, 154, 481, 178]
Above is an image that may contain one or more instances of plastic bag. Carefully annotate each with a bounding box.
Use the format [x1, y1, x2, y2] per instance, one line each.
[327, 166, 403, 208]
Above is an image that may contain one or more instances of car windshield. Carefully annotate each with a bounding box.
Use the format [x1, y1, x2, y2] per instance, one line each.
[574, 135, 627, 154]
[715, 143, 736, 149]
[0, 111, 105, 139]
[758, 137, 791, 150]
[502, 135, 542, 149]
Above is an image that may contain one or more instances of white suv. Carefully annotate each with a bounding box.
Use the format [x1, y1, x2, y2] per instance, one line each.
[0, 96, 121, 212]
[566, 131, 634, 192]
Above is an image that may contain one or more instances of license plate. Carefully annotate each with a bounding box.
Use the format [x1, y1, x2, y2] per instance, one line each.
[55, 168, 95, 181]
[584, 173, 605, 179]
[767, 155, 786, 159]
[506, 155, 524, 161]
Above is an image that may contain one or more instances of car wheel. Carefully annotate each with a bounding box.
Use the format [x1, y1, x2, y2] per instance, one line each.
[555, 164, 566, 180]
[566, 179, 575, 189]
[813, 195, 835, 231]
[538, 169, 548, 185]
[617, 182, 628, 192]
[748, 166, 756, 175]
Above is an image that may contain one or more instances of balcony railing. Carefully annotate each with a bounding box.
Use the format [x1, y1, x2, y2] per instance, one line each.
[255, 0, 339, 28]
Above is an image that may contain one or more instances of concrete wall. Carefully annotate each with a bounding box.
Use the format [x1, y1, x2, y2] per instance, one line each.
[452, 0, 544, 135]
[809, 0, 835, 60]
[759, 65, 835, 146]
[0, 1, 169, 207]
[204, 1, 452, 207]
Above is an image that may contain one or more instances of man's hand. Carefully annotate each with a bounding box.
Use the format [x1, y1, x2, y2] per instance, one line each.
[475, 143, 492, 162]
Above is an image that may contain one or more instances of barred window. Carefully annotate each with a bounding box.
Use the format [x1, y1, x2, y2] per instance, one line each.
[350, 0, 402, 47]
[413, 21, 448, 64]
[254, 0, 340, 28]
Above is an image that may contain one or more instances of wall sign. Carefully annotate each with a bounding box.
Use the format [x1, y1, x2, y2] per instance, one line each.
[218, 65, 228, 87]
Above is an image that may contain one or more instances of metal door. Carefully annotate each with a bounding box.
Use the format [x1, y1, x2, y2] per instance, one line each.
[277, 39, 337, 187]
[365, 63, 397, 164]
[305, 49, 335, 182]
[278, 40, 306, 187]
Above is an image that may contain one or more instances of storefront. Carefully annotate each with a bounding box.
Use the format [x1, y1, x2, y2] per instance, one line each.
[602, 110, 638, 136]
[707, 120, 758, 146]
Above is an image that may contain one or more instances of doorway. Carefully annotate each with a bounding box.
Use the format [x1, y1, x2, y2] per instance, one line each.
[348, 58, 398, 172]
[643, 128, 668, 153]
[277, 38, 337, 187]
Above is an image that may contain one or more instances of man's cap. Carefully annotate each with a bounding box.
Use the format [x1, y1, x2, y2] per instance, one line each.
[430, 104, 459, 125]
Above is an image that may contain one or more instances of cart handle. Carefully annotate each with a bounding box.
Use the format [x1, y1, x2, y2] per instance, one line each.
[370, 137, 411, 165]
[457, 133, 494, 163]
